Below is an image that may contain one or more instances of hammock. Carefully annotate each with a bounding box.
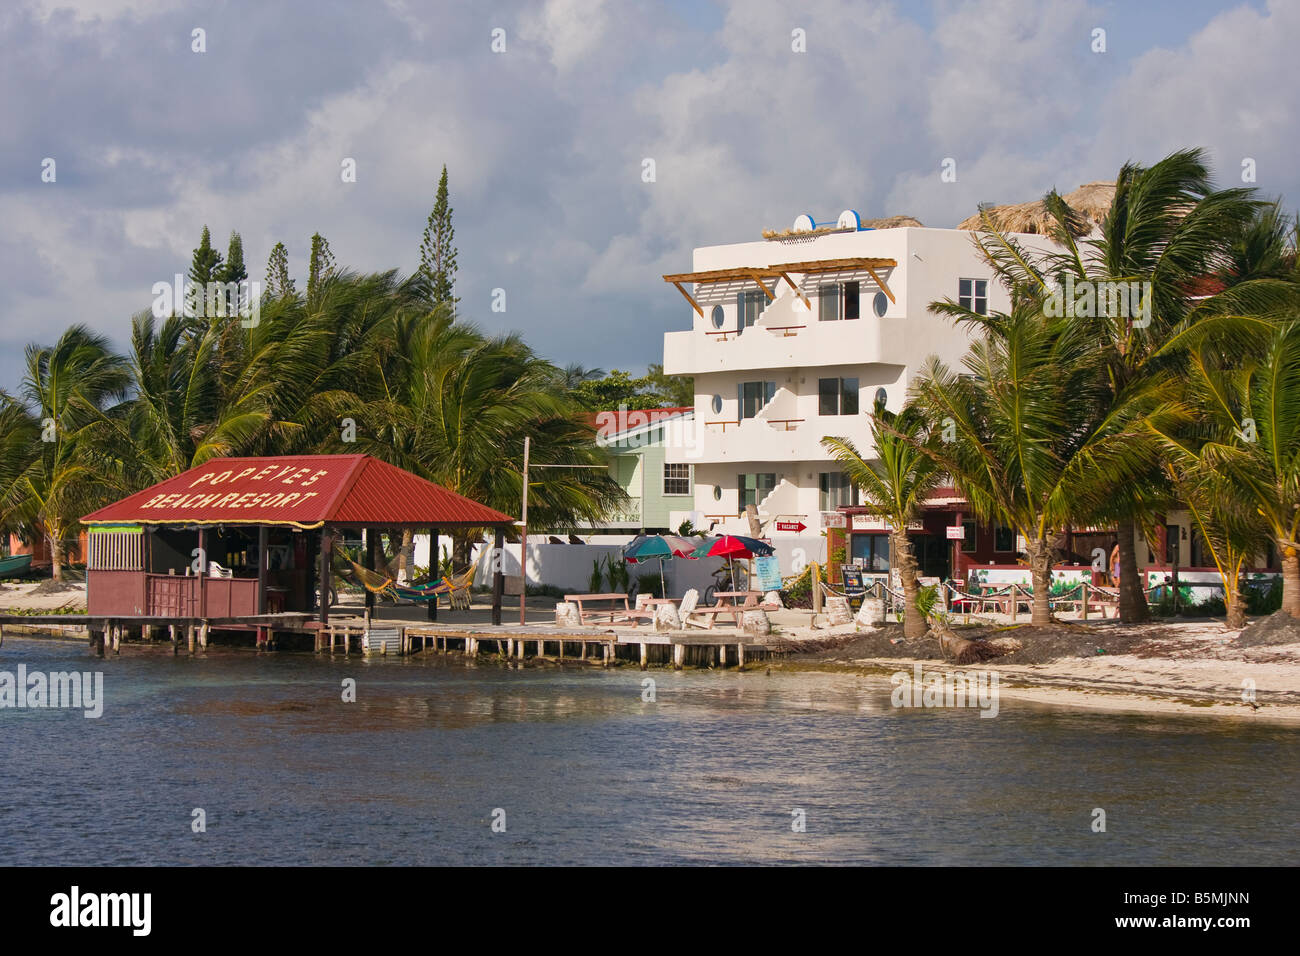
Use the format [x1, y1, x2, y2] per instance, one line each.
[342, 557, 396, 597]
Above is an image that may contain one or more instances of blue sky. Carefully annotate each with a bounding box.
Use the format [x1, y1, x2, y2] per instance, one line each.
[0, 0, 1292, 392]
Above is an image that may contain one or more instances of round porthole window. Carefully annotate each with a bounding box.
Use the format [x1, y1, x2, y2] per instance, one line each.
[711, 394, 723, 414]
[873, 292, 888, 317]
[875, 387, 887, 408]
[711, 304, 725, 329]
[712, 485, 723, 501]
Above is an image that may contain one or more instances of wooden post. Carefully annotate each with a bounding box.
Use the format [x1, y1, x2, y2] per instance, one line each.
[186, 624, 195, 654]
[252, 524, 267, 616]
[737, 642, 746, 670]
[718, 644, 726, 668]
[603, 642, 611, 667]
[491, 528, 505, 626]
[1080, 582, 1088, 620]
[90, 629, 104, 657]
[364, 529, 376, 615]
[169, 624, 178, 655]
[673, 643, 684, 670]
[428, 527, 439, 621]
[640, 642, 648, 669]
[196, 528, 207, 618]
[537, 638, 545, 658]
[199, 622, 209, 650]
[318, 528, 333, 626]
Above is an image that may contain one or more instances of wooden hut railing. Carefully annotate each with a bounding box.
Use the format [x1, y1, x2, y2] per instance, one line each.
[143, 573, 258, 618]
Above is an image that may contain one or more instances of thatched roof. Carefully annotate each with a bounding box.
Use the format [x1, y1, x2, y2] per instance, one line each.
[762, 214, 923, 240]
[957, 181, 1116, 236]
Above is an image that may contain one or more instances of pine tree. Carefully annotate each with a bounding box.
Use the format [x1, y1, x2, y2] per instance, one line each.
[419, 165, 458, 307]
[187, 225, 224, 318]
[307, 233, 336, 303]
[218, 231, 248, 315]
[265, 242, 295, 299]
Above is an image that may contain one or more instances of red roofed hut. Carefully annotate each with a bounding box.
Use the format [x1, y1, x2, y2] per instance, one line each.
[80, 454, 515, 637]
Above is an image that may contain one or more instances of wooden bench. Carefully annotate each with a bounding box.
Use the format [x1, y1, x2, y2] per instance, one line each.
[683, 591, 778, 629]
[564, 593, 653, 626]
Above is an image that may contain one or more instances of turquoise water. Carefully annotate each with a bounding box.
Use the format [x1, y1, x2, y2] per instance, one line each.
[0, 636, 1295, 865]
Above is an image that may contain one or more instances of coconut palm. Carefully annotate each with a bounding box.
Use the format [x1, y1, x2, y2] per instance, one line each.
[911, 299, 1160, 625]
[0, 326, 129, 580]
[961, 148, 1289, 621]
[1148, 325, 1300, 618]
[822, 400, 943, 638]
[351, 309, 626, 566]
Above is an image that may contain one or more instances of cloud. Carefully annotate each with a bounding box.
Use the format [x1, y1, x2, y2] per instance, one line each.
[0, 0, 1295, 394]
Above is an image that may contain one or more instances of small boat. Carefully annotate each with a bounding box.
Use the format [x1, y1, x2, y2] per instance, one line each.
[0, 553, 34, 577]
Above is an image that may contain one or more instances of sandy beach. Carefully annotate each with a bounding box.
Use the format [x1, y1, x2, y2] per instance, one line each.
[769, 614, 1300, 722]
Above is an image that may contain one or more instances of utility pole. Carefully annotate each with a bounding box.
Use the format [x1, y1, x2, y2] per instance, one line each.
[517, 438, 607, 625]
[519, 436, 530, 624]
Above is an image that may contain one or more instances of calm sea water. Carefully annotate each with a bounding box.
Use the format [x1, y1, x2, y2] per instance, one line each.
[0, 636, 1295, 866]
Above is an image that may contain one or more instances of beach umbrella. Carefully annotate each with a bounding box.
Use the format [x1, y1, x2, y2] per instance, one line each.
[623, 534, 700, 594]
[688, 535, 774, 591]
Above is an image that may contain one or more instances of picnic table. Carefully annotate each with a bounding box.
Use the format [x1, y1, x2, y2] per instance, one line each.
[685, 590, 778, 628]
[564, 593, 654, 626]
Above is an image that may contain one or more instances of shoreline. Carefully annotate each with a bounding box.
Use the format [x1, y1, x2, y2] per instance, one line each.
[6, 624, 1300, 723]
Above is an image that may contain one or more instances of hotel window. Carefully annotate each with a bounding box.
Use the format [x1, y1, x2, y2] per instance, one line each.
[738, 473, 776, 512]
[962, 519, 977, 553]
[738, 289, 767, 330]
[872, 291, 889, 317]
[663, 462, 691, 496]
[994, 522, 1014, 553]
[818, 280, 860, 321]
[819, 472, 859, 511]
[818, 377, 859, 415]
[739, 380, 776, 419]
[959, 278, 988, 315]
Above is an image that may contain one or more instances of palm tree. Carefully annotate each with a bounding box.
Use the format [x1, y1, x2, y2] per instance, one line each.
[911, 300, 1157, 625]
[822, 400, 943, 638]
[352, 310, 625, 566]
[963, 148, 1287, 621]
[0, 326, 129, 580]
[1149, 325, 1300, 618]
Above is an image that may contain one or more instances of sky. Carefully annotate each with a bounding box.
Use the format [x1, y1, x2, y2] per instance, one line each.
[0, 0, 1293, 392]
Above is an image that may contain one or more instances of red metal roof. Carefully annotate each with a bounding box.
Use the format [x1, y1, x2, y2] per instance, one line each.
[591, 406, 692, 438]
[81, 454, 514, 530]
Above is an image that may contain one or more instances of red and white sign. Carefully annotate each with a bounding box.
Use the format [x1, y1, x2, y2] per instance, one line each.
[852, 514, 924, 533]
[775, 520, 806, 533]
[946, 525, 966, 540]
[821, 512, 847, 528]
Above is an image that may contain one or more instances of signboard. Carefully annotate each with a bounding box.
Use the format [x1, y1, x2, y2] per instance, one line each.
[821, 512, 847, 528]
[945, 525, 966, 540]
[754, 555, 782, 592]
[852, 515, 924, 533]
[775, 520, 806, 533]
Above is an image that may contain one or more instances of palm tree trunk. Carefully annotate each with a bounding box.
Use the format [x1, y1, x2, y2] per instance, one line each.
[893, 530, 926, 639]
[1027, 539, 1053, 625]
[398, 528, 414, 585]
[1282, 546, 1300, 619]
[1225, 581, 1246, 629]
[1116, 518, 1150, 622]
[49, 528, 65, 583]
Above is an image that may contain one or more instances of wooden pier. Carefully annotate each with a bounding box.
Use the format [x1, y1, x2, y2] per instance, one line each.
[0, 611, 777, 669]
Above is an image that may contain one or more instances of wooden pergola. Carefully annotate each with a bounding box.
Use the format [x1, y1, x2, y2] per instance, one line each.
[663, 257, 898, 315]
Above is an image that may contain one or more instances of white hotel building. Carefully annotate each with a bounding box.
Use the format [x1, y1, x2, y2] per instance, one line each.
[659, 214, 1011, 544]
[657, 212, 1281, 594]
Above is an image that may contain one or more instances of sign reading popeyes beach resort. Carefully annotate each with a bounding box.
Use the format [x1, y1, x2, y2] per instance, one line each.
[135, 463, 334, 517]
